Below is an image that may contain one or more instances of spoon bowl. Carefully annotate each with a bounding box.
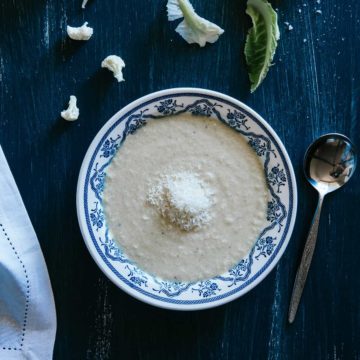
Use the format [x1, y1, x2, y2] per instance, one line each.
[304, 133, 357, 195]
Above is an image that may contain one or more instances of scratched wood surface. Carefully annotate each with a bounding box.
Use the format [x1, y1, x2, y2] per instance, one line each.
[0, 0, 359, 359]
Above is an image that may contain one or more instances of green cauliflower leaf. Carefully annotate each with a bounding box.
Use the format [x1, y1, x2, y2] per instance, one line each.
[245, 0, 280, 92]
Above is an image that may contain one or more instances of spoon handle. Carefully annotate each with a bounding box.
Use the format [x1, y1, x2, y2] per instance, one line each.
[288, 193, 325, 323]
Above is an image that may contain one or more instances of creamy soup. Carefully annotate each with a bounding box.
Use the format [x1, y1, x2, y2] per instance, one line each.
[103, 114, 269, 282]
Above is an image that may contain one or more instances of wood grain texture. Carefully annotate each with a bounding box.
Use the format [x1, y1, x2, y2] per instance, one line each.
[0, 0, 359, 359]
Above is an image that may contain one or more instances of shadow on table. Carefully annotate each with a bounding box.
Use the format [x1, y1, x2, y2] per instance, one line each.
[110, 290, 228, 359]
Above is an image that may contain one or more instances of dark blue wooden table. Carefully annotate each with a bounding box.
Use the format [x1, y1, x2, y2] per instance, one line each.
[1, 0, 359, 359]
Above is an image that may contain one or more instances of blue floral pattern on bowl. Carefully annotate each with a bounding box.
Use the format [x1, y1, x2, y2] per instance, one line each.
[77, 89, 297, 310]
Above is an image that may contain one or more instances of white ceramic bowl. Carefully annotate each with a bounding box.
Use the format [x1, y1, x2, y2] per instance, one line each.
[76, 88, 297, 310]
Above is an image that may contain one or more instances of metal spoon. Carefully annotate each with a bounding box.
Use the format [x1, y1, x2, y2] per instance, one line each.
[288, 133, 357, 324]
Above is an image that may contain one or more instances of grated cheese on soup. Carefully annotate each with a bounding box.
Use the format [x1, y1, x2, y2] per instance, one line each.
[147, 172, 215, 231]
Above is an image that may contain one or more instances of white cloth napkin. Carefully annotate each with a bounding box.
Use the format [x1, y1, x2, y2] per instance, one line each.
[0, 146, 57, 360]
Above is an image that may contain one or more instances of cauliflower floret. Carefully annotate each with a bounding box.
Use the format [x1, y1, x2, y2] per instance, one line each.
[101, 55, 125, 82]
[67, 22, 93, 41]
[61, 96, 79, 121]
[167, 0, 224, 47]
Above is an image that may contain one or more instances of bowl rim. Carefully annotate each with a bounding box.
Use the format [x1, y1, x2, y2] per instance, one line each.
[76, 87, 298, 311]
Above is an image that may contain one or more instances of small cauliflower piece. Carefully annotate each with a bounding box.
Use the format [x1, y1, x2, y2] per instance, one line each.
[61, 95, 79, 121]
[81, 0, 89, 9]
[67, 22, 93, 41]
[101, 55, 125, 82]
[167, 0, 224, 47]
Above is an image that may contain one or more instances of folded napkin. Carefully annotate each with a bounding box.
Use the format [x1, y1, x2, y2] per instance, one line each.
[0, 146, 57, 359]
